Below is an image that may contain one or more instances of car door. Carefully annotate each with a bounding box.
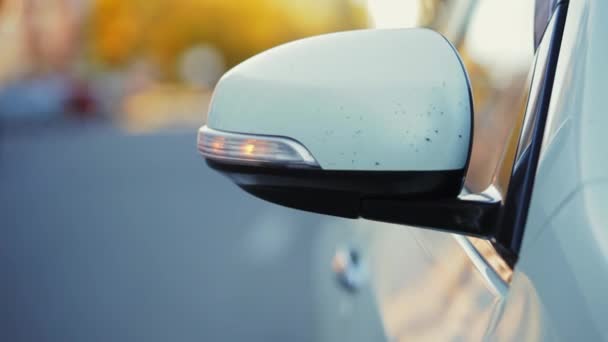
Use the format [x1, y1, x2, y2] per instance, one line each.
[311, 0, 566, 340]
[491, 0, 608, 340]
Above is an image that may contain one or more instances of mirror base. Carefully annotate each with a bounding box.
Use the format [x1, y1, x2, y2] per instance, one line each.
[361, 196, 500, 238]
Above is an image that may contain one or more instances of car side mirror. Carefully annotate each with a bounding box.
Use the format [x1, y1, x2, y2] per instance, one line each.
[198, 28, 500, 238]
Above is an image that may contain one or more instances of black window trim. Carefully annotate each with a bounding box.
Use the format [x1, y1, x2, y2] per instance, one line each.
[492, 2, 569, 266]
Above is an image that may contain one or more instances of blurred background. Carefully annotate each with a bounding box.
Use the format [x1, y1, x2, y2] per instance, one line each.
[0, 0, 532, 142]
[0, 0, 534, 341]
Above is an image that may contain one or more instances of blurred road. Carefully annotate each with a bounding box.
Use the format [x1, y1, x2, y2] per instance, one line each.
[0, 123, 329, 341]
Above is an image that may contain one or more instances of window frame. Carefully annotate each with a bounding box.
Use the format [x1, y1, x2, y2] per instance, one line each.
[491, 2, 569, 265]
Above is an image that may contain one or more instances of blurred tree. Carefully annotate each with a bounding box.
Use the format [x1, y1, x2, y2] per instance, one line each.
[88, 0, 369, 80]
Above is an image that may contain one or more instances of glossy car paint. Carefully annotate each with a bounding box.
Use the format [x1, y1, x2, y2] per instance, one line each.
[312, 218, 504, 341]
[207, 29, 472, 172]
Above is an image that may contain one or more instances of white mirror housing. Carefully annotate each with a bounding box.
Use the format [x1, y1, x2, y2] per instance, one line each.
[198, 29, 498, 237]
[204, 28, 472, 172]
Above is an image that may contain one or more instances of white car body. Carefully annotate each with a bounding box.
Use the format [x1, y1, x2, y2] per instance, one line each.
[312, 0, 608, 340]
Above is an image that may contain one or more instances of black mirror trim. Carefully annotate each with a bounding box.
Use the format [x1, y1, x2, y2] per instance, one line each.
[205, 159, 504, 239]
[361, 194, 500, 237]
[207, 159, 465, 219]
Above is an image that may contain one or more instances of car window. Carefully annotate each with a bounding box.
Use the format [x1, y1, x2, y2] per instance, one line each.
[514, 22, 554, 166]
[534, 0, 560, 49]
[496, 4, 567, 255]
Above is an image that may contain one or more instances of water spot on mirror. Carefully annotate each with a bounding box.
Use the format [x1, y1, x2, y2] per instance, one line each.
[374, 162, 380, 166]
[435, 130, 439, 134]
[458, 134, 462, 139]
[425, 137, 431, 142]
